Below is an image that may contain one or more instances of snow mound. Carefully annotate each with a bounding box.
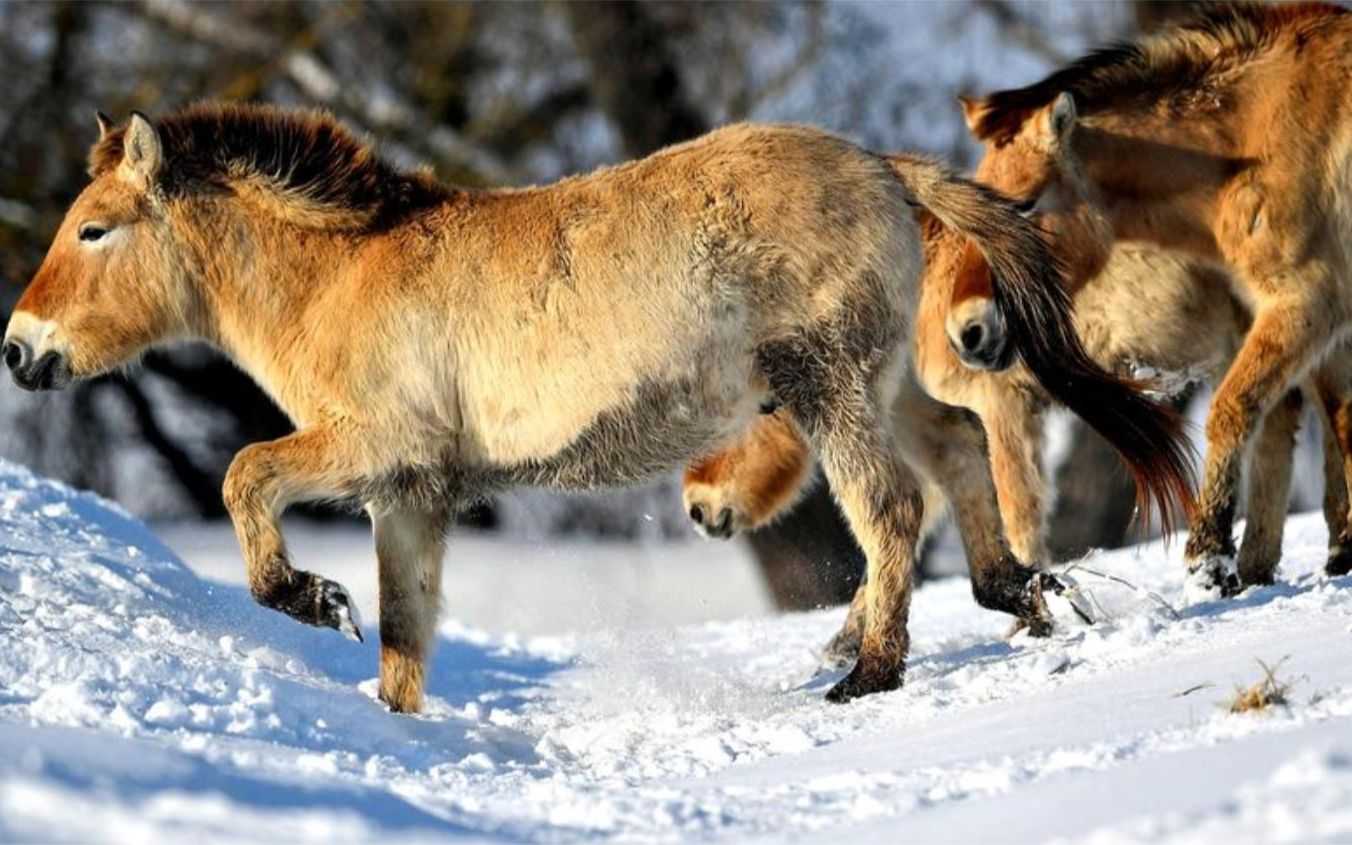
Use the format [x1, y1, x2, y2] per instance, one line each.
[1, 459, 1351, 843]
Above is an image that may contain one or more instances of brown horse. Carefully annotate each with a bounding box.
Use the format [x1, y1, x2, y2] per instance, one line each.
[939, 92, 1334, 582]
[956, 2, 1352, 596]
[3, 103, 1187, 710]
[685, 102, 1305, 584]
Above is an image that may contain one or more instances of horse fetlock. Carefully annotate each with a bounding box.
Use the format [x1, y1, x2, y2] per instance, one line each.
[1237, 551, 1279, 587]
[1184, 514, 1237, 567]
[971, 558, 1042, 615]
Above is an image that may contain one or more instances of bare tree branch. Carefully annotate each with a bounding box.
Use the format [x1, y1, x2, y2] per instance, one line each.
[561, 0, 705, 157]
[974, 1, 1072, 66]
[137, 0, 514, 183]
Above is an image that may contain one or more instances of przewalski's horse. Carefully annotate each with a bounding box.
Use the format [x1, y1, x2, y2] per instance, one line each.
[957, 2, 1352, 596]
[2, 104, 1190, 709]
[684, 158, 1294, 580]
[937, 92, 1336, 583]
[687, 132, 1218, 559]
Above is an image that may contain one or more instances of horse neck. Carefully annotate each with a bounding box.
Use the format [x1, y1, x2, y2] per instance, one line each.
[182, 202, 351, 378]
[1045, 164, 1115, 294]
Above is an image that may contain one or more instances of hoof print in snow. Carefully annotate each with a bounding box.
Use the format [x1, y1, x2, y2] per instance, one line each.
[1183, 557, 1240, 604]
[824, 658, 901, 703]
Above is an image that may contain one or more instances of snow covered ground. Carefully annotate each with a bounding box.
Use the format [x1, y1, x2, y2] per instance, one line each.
[2, 460, 1351, 844]
[154, 519, 773, 639]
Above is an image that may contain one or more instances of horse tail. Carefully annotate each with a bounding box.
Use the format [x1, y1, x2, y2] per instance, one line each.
[884, 153, 1197, 535]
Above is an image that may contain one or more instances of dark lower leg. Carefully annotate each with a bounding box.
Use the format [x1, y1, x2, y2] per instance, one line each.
[1237, 389, 1302, 585]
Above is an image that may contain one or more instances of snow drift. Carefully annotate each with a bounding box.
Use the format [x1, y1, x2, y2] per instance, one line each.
[1, 459, 1351, 843]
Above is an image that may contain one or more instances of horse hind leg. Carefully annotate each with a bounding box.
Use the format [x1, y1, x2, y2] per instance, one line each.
[1236, 388, 1303, 586]
[822, 474, 945, 668]
[1313, 348, 1352, 578]
[1186, 298, 1331, 599]
[817, 415, 924, 703]
[767, 346, 922, 700]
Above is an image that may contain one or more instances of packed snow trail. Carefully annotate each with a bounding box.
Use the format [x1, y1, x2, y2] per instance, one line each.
[0, 460, 1349, 843]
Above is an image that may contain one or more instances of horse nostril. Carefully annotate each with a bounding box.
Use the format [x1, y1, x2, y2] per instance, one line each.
[3, 340, 28, 372]
[689, 504, 706, 526]
[960, 323, 985, 353]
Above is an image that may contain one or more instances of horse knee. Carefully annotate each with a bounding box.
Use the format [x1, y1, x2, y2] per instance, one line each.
[223, 444, 269, 517]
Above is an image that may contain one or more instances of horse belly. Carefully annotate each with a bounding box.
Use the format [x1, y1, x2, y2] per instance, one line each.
[503, 371, 761, 490]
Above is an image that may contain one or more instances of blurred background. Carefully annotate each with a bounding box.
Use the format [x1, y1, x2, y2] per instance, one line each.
[0, 0, 1328, 629]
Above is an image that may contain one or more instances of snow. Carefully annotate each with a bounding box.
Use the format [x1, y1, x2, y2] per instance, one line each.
[153, 519, 773, 638]
[1, 460, 1351, 843]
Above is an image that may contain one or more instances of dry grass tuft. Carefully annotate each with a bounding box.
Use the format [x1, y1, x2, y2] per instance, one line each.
[1227, 658, 1291, 714]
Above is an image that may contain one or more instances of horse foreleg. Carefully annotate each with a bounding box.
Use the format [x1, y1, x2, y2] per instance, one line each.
[223, 426, 364, 638]
[892, 381, 1055, 633]
[370, 503, 449, 713]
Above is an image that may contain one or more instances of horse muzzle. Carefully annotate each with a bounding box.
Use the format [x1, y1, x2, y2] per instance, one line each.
[3, 339, 71, 391]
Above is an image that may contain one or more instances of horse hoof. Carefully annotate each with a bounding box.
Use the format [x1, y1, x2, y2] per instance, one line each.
[1326, 546, 1352, 578]
[1183, 557, 1240, 604]
[1036, 572, 1097, 627]
[1016, 573, 1055, 637]
[824, 657, 901, 703]
[316, 578, 364, 642]
[688, 502, 738, 540]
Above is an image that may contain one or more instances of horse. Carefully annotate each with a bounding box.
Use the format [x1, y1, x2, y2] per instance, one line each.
[2, 103, 1190, 710]
[955, 2, 1352, 597]
[684, 123, 1306, 583]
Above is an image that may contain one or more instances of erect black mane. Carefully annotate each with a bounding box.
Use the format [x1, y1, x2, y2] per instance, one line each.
[91, 101, 449, 229]
[974, 2, 1347, 143]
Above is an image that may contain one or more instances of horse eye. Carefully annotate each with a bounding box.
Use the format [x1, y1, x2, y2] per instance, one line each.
[1013, 197, 1038, 214]
[78, 223, 109, 243]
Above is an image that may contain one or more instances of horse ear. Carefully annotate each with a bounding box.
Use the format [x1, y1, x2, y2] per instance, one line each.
[957, 95, 986, 135]
[1042, 92, 1077, 150]
[119, 112, 162, 190]
[95, 111, 115, 141]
